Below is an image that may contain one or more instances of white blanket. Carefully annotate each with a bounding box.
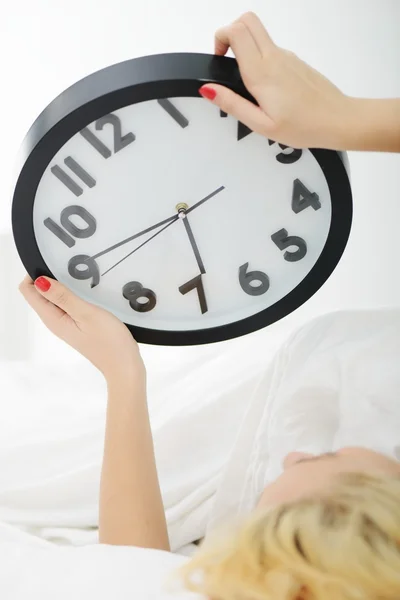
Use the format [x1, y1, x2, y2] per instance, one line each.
[207, 307, 400, 532]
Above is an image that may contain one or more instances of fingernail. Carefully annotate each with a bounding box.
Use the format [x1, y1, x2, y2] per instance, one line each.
[35, 276, 51, 292]
[199, 85, 217, 101]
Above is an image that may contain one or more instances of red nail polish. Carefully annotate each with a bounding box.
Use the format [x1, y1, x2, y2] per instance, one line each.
[35, 276, 51, 292]
[199, 86, 217, 101]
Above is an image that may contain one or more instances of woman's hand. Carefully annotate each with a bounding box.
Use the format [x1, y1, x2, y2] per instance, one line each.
[19, 275, 145, 382]
[199, 11, 355, 150]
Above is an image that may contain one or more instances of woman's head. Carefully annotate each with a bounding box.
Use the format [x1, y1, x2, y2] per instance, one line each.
[178, 449, 400, 600]
[257, 446, 400, 509]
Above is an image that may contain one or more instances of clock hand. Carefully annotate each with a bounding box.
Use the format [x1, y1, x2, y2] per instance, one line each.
[84, 186, 225, 279]
[186, 185, 225, 214]
[91, 214, 178, 261]
[178, 210, 206, 275]
[101, 216, 179, 276]
[90, 186, 224, 263]
[178, 186, 225, 274]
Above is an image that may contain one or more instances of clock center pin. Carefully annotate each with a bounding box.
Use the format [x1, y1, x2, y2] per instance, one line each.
[176, 202, 189, 219]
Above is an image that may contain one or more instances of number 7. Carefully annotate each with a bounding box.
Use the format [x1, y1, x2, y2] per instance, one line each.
[179, 275, 208, 314]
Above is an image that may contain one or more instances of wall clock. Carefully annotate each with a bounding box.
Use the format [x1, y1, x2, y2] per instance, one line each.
[11, 53, 352, 346]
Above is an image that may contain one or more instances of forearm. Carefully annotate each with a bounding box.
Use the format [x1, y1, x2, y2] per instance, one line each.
[99, 375, 170, 551]
[339, 97, 400, 153]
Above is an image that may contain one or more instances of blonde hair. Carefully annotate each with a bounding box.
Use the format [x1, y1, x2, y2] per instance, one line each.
[176, 473, 400, 600]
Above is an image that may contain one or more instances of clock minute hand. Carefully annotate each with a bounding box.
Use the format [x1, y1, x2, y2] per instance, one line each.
[91, 213, 178, 261]
[186, 185, 225, 215]
[101, 216, 179, 276]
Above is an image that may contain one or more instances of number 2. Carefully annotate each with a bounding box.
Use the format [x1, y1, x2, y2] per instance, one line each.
[80, 113, 135, 157]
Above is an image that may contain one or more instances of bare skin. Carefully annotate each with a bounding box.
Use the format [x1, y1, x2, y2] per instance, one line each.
[257, 447, 400, 510]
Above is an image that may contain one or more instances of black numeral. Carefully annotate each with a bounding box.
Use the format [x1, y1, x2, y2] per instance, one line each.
[292, 178, 321, 213]
[51, 158, 96, 196]
[123, 281, 157, 313]
[179, 275, 208, 314]
[271, 228, 307, 262]
[219, 110, 252, 141]
[96, 114, 135, 153]
[268, 139, 303, 164]
[80, 127, 112, 158]
[239, 263, 270, 296]
[158, 99, 189, 128]
[68, 254, 100, 288]
[80, 113, 135, 158]
[44, 205, 97, 248]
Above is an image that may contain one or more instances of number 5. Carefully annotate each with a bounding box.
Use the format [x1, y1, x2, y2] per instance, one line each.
[271, 228, 307, 262]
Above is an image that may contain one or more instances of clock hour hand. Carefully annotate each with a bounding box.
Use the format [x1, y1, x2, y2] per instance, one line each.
[178, 210, 205, 275]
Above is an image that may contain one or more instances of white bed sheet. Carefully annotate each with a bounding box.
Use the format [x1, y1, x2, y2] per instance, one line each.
[0, 521, 202, 600]
[0, 332, 276, 552]
[1, 307, 400, 600]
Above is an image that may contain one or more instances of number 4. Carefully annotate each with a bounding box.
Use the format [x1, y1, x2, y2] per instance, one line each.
[292, 179, 321, 213]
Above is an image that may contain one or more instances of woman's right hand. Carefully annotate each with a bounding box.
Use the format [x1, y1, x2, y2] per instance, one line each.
[19, 275, 145, 384]
[199, 12, 355, 150]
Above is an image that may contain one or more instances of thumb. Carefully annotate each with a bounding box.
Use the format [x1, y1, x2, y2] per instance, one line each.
[198, 84, 275, 137]
[34, 276, 89, 320]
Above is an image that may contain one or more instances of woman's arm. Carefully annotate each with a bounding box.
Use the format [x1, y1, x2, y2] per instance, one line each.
[19, 275, 169, 551]
[344, 98, 400, 153]
[99, 374, 170, 550]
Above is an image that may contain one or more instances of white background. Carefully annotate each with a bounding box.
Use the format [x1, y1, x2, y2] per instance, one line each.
[0, 0, 399, 366]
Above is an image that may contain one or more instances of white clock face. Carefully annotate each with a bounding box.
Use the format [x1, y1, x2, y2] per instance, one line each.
[32, 97, 331, 332]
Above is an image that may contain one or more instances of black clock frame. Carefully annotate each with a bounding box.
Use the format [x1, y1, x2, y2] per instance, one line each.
[11, 52, 352, 346]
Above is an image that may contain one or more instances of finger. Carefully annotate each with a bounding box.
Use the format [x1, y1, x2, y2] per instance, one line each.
[31, 276, 91, 322]
[214, 26, 229, 56]
[214, 12, 274, 58]
[199, 84, 275, 138]
[238, 12, 275, 54]
[19, 275, 65, 323]
[214, 20, 261, 74]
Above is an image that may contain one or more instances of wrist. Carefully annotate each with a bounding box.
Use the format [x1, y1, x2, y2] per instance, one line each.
[105, 365, 146, 394]
[338, 97, 400, 153]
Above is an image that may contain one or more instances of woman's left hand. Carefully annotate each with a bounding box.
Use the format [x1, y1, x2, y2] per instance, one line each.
[19, 275, 145, 383]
